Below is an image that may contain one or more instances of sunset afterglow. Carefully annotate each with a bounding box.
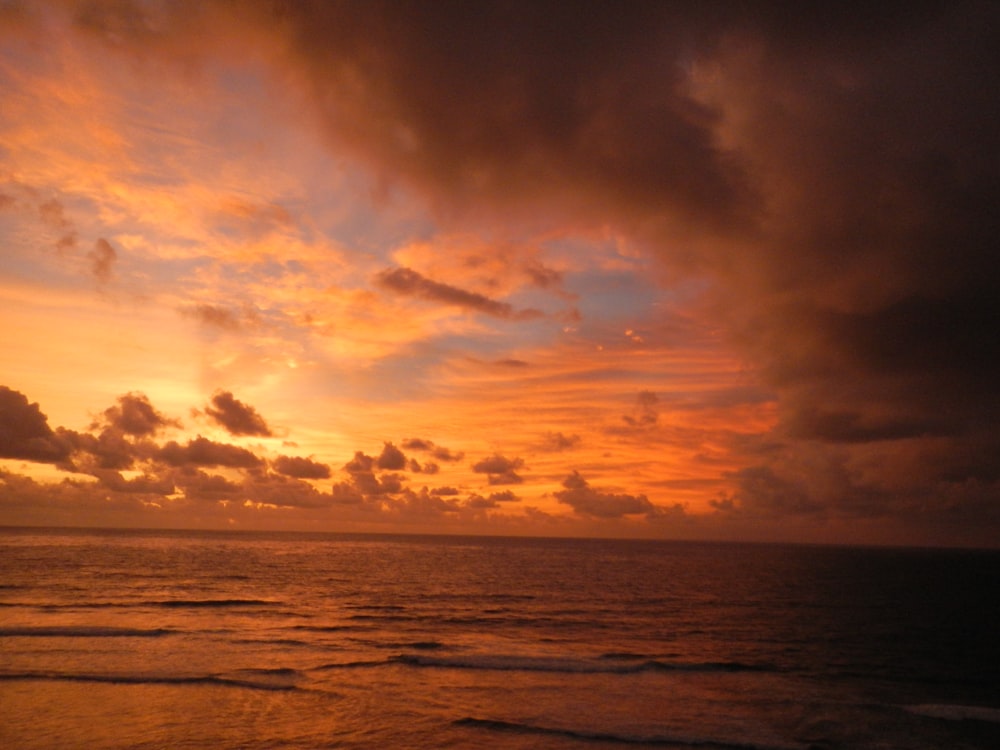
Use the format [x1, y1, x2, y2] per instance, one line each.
[2, 2, 999, 547]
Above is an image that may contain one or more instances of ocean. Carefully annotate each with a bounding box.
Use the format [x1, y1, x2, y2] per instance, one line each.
[1, 528, 998, 749]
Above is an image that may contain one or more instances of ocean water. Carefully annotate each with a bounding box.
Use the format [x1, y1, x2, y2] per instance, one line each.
[1, 528, 998, 749]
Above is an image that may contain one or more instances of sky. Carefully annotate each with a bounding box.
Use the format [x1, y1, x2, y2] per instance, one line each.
[1, 1, 999, 547]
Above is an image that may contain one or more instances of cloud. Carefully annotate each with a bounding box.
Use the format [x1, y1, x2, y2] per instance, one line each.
[376, 441, 407, 470]
[402, 438, 464, 463]
[158, 436, 263, 468]
[271, 455, 331, 479]
[487, 490, 520, 503]
[374, 266, 543, 320]
[36, 197, 78, 251]
[204, 390, 272, 436]
[91, 468, 174, 495]
[173, 468, 242, 501]
[98, 392, 177, 437]
[538, 431, 581, 452]
[88, 238, 117, 283]
[240, 471, 331, 509]
[5, 3, 1000, 540]
[339, 451, 403, 498]
[623, 391, 659, 428]
[471, 453, 524, 485]
[38, 198, 70, 229]
[343, 451, 374, 474]
[0, 386, 70, 462]
[555, 471, 655, 519]
[182, 304, 243, 331]
[240, 2, 999, 530]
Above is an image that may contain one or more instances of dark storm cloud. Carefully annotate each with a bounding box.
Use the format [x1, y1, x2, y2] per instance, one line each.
[555, 471, 655, 519]
[0, 386, 70, 462]
[375, 266, 543, 321]
[272, 455, 331, 479]
[262, 1, 999, 530]
[204, 390, 272, 437]
[471, 453, 524, 485]
[158, 436, 263, 469]
[57, 1, 1000, 535]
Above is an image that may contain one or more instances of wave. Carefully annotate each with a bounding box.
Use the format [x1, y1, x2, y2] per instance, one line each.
[0, 626, 174, 638]
[384, 640, 445, 650]
[904, 704, 1000, 723]
[311, 659, 393, 671]
[392, 653, 772, 674]
[148, 598, 279, 608]
[291, 624, 363, 633]
[453, 717, 801, 749]
[0, 598, 280, 611]
[0, 669, 303, 692]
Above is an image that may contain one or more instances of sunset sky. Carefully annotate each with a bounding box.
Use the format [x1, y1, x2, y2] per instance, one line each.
[2, 1, 998, 546]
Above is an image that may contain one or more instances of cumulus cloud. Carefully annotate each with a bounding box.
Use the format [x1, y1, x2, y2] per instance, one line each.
[0, 386, 70, 462]
[339, 451, 404, 498]
[555, 471, 656, 519]
[98, 392, 177, 437]
[173, 468, 242, 501]
[204, 390, 272, 436]
[158, 436, 263, 468]
[271, 455, 331, 479]
[402, 438, 463, 463]
[374, 266, 543, 321]
[538, 431, 581, 452]
[376, 442, 407, 470]
[240, 471, 331, 509]
[91, 468, 174, 495]
[471, 453, 524, 485]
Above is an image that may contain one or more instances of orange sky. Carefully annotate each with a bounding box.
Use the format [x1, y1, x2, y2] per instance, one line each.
[2, 2, 999, 547]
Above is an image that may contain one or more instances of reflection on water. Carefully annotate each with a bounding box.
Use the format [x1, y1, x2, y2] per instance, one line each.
[1, 529, 999, 749]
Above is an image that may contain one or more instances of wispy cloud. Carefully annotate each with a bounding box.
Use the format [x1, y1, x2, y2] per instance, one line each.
[375, 267, 544, 321]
